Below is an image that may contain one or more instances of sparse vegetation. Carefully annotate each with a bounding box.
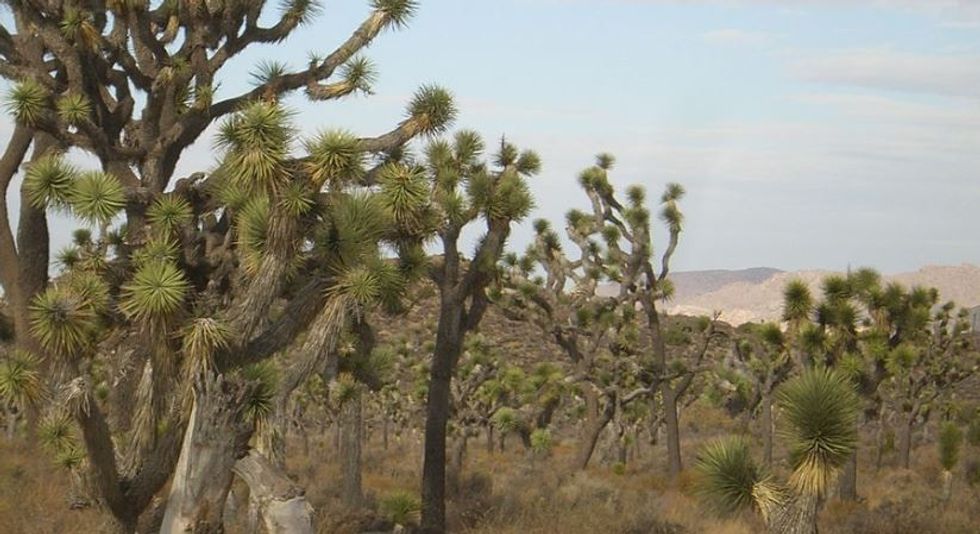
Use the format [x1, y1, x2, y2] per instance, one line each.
[0, 2, 977, 534]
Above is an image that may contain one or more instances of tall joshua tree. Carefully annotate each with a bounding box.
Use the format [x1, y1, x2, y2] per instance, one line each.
[416, 133, 539, 533]
[1, 2, 458, 530]
[695, 368, 859, 534]
[24, 95, 456, 532]
[0, 0, 443, 395]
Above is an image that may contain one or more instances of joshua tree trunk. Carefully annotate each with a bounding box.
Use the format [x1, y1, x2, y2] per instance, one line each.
[575, 392, 614, 470]
[663, 385, 683, 478]
[838, 451, 858, 501]
[486, 424, 494, 454]
[160, 375, 254, 533]
[233, 451, 314, 534]
[766, 493, 819, 534]
[761, 390, 774, 468]
[898, 416, 914, 469]
[420, 304, 465, 534]
[940, 470, 953, 502]
[340, 393, 364, 508]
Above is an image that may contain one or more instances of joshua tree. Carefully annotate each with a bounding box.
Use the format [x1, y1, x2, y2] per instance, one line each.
[695, 368, 859, 534]
[880, 301, 977, 469]
[0, 0, 439, 357]
[732, 323, 794, 468]
[495, 154, 705, 474]
[408, 133, 538, 533]
[938, 421, 963, 501]
[1, 2, 463, 529]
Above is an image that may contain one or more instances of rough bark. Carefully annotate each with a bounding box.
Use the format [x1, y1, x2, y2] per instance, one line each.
[420, 302, 464, 533]
[940, 470, 953, 502]
[898, 417, 914, 469]
[233, 451, 314, 534]
[160, 375, 254, 534]
[766, 493, 819, 534]
[575, 390, 613, 470]
[662, 385, 683, 478]
[340, 392, 364, 508]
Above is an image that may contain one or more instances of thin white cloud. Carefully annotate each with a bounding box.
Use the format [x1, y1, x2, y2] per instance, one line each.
[702, 28, 771, 46]
[790, 48, 980, 98]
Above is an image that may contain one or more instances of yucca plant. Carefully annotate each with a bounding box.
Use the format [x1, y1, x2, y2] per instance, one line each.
[0, 350, 46, 437]
[380, 489, 422, 527]
[695, 368, 859, 534]
[938, 422, 963, 501]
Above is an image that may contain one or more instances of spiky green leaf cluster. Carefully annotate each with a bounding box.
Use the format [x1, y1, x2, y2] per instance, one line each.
[24, 155, 77, 210]
[120, 261, 189, 321]
[182, 317, 232, 374]
[56, 93, 92, 125]
[216, 101, 294, 190]
[241, 362, 278, 421]
[305, 130, 365, 186]
[373, 0, 419, 29]
[69, 171, 126, 224]
[694, 436, 769, 515]
[6, 79, 49, 125]
[29, 287, 99, 357]
[778, 367, 859, 496]
[147, 195, 193, 234]
[406, 85, 456, 135]
[0, 351, 46, 410]
[938, 422, 963, 471]
[378, 163, 432, 235]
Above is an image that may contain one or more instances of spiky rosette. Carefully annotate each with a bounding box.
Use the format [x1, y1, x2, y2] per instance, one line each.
[782, 280, 813, 323]
[778, 367, 859, 496]
[694, 436, 780, 516]
[6, 79, 49, 125]
[29, 287, 99, 357]
[132, 235, 180, 268]
[216, 101, 294, 191]
[182, 317, 232, 375]
[406, 85, 456, 136]
[0, 350, 47, 410]
[329, 372, 359, 406]
[938, 422, 963, 472]
[147, 195, 193, 235]
[56, 93, 92, 125]
[373, 0, 419, 28]
[24, 155, 77, 210]
[241, 361, 278, 422]
[305, 130, 365, 186]
[66, 271, 111, 313]
[38, 414, 78, 454]
[378, 163, 432, 235]
[119, 261, 190, 321]
[320, 192, 390, 266]
[68, 171, 126, 224]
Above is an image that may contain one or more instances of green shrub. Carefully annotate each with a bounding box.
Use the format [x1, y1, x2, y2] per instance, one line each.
[379, 489, 421, 526]
[938, 422, 963, 471]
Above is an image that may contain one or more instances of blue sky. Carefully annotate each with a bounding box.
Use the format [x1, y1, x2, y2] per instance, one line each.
[6, 0, 980, 273]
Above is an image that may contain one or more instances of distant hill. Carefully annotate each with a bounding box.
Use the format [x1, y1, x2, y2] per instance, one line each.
[666, 264, 980, 325]
[669, 267, 783, 301]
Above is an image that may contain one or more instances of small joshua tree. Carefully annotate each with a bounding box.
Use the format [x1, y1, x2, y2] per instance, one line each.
[938, 421, 963, 501]
[732, 323, 794, 468]
[695, 367, 859, 534]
